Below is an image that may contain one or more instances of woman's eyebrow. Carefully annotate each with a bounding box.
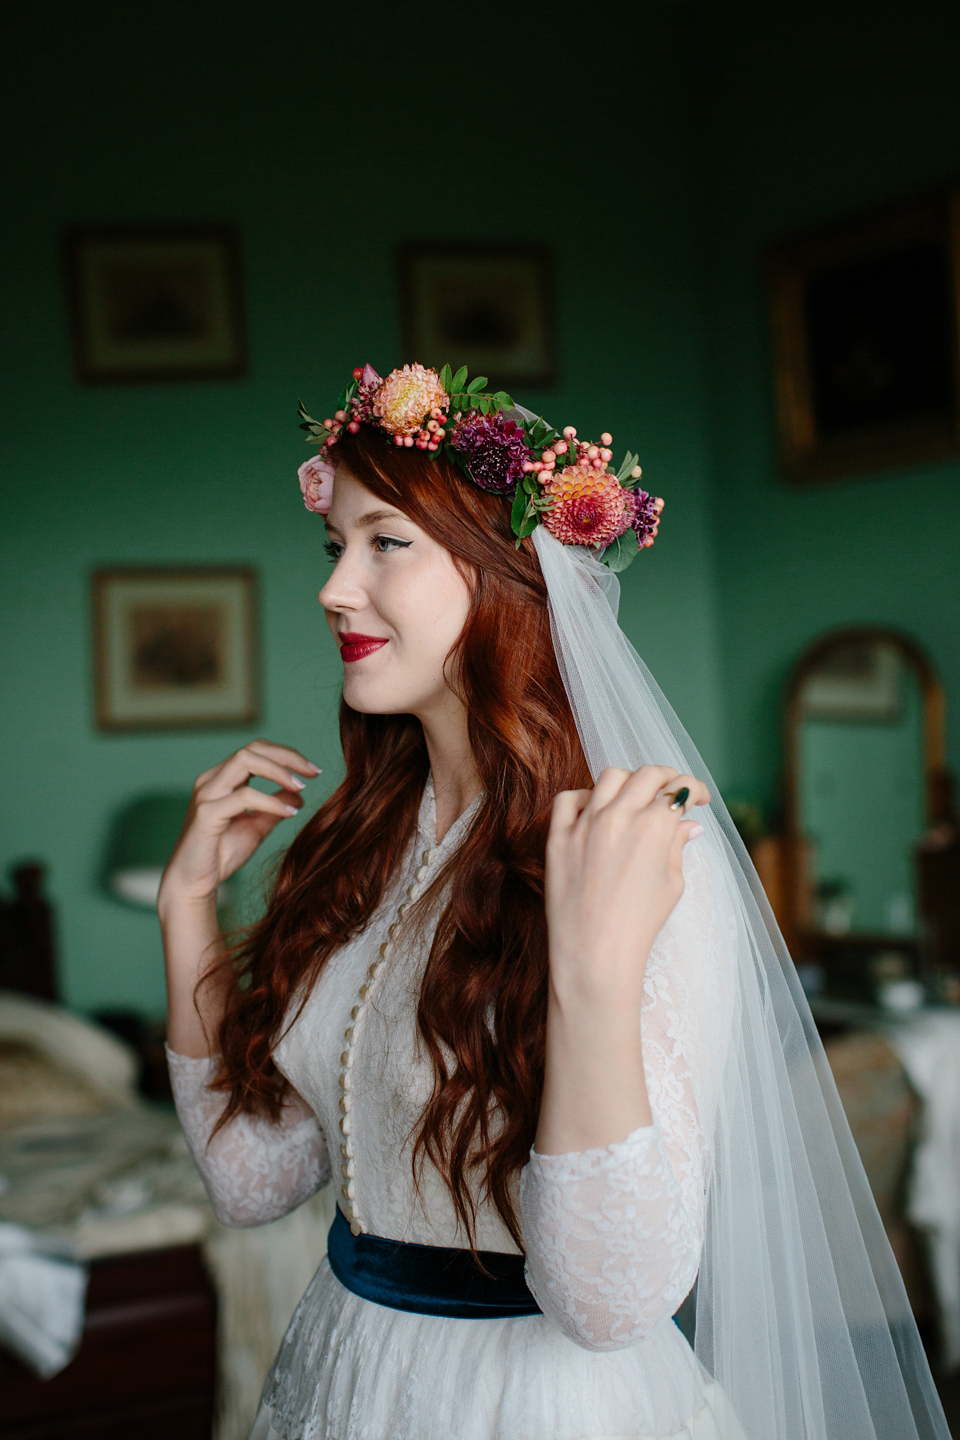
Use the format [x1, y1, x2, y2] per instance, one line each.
[356, 508, 408, 528]
[323, 508, 409, 539]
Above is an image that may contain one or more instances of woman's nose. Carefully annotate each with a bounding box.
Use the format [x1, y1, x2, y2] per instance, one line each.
[318, 553, 366, 612]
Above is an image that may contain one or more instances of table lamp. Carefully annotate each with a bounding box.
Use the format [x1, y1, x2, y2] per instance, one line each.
[102, 794, 192, 908]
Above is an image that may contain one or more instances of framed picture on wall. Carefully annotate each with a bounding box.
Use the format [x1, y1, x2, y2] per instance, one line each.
[397, 242, 557, 389]
[63, 225, 247, 384]
[92, 567, 259, 731]
[767, 187, 960, 483]
[798, 637, 903, 723]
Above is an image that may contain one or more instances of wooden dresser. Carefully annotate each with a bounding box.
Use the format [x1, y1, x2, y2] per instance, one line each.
[0, 1244, 216, 1439]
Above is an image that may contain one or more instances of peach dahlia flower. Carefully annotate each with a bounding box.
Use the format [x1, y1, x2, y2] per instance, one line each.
[542, 464, 631, 549]
[372, 364, 448, 436]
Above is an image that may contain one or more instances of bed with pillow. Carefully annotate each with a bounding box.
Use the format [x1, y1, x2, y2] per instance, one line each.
[0, 864, 332, 1440]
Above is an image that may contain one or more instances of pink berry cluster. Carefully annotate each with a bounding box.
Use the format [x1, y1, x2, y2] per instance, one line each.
[315, 364, 387, 449]
[317, 373, 367, 448]
[331, 404, 448, 451]
[399, 408, 448, 452]
[318, 406, 355, 448]
[318, 366, 380, 447]
[522, 427, 639, 483]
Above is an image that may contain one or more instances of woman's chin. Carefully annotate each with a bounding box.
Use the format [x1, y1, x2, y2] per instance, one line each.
[340, 677, 407, 716]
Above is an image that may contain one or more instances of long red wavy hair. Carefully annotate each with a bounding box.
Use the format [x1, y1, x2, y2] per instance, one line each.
[211, 426, 589, 1246]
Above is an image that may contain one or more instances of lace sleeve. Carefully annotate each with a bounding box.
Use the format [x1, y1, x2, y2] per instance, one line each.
[166, 1047, 331, 1227]
[519, 841, 733, 1351]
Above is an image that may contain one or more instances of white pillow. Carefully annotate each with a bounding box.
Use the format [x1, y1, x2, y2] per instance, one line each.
[0, 992, 138, 1104]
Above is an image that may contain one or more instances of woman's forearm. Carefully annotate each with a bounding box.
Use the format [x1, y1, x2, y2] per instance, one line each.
[160, 888, 231, 1058]
[534, 976, 652, 1155]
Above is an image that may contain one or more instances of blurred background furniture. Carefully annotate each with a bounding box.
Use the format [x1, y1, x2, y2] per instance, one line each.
[0, 864, 58, 1004]
[0, 1245, 217, 1440]
[916, 772, 960, 981]
[755, 625, 958, 1010]
[0, 864, 333, 1440]
[733, 624, 960, 1371]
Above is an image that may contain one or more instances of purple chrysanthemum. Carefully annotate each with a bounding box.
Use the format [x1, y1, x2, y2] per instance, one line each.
[630, 489, 665, 549]
[450, 411, 532, 493]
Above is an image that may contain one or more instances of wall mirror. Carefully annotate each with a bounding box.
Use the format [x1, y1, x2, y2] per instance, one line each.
[784, 627, 946, 993]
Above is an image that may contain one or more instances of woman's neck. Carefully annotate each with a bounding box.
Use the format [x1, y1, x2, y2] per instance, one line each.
[419, 698, 481, 844]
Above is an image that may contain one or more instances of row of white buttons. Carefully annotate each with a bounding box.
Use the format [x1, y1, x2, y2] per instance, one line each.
[337, 846, 437, 1235]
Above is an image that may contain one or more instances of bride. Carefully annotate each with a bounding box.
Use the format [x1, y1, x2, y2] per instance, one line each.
[160, 363, 948, 1440]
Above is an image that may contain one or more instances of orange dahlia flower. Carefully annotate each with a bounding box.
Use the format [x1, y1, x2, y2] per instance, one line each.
[542, 465, 631, 549]
[372, 364, 448, 436]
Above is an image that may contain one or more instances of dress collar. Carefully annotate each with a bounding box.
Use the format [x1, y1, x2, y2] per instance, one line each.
[416, 774, 483, 855]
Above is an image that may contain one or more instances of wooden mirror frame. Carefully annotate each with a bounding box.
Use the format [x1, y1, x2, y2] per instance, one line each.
[781, 626, 947, 962]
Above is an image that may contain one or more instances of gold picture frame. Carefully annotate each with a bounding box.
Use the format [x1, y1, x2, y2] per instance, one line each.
[397, 242, 557, 389]
[63, 225, 247, 385]
[768, 187, 960, 483]
[92, 566, 259, 731]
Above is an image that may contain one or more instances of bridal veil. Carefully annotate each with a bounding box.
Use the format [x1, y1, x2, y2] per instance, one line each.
[532, 523, 949, 1440]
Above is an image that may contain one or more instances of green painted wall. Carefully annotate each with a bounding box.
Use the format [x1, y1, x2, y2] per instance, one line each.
[695, 0, 960, 817]
[0, 3, 723, 1017]
[6, 2, 958, 1019]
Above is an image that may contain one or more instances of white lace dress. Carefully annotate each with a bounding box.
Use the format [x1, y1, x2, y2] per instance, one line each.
[169, 778, 740, 1440]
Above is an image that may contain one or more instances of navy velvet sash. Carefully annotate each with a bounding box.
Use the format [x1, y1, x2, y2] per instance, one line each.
[326, 1207, 543, 1319]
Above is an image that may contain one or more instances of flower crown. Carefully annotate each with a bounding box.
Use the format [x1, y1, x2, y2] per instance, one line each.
[297, 363, 663, 572]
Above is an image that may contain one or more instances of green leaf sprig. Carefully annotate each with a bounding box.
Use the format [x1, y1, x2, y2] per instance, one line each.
[599, 527, 640, 572]
[614, 450, 644, 487]
[297, 400, 328, 445]
[438, 364, 514, 417]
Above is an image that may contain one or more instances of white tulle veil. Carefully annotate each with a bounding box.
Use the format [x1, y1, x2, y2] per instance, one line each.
[530, 521, 949, 1440]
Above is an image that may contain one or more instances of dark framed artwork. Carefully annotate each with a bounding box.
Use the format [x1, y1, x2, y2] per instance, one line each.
[768, 188, 960, 482]
[63, 225, 247, 384]
[92, 567, 259, 731]
[798, 636, 903, 724]
[397, 243, 557, 389]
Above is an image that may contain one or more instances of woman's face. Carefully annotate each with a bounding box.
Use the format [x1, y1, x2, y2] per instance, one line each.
[318, 467, 473, 721]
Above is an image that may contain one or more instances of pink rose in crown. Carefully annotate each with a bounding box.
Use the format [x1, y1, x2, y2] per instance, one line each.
[298, 454, 336, 514]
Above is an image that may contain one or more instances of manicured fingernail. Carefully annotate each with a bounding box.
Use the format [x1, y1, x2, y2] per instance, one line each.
[284, 804, 299, 815]
[305, 762, 322, 774]
[289, 774, 306, 790]
[689, 823, 703, 839]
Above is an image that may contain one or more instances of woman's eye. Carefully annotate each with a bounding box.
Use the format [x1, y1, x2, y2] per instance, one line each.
[374, 534, 412, 554]
[323, 534, 410, 562]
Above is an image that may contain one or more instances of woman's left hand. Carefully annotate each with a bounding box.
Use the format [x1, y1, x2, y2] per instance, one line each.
[545, 766, 710, 1007]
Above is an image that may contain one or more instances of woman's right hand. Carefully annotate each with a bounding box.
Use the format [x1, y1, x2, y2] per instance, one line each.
[158, 741, 321, 910]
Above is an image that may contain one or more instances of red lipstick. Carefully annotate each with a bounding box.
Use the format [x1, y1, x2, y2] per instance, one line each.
[339, 632, 389, 664]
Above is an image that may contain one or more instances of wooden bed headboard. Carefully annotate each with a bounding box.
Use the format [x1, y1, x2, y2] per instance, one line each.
[0, 862, 58, 1002]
